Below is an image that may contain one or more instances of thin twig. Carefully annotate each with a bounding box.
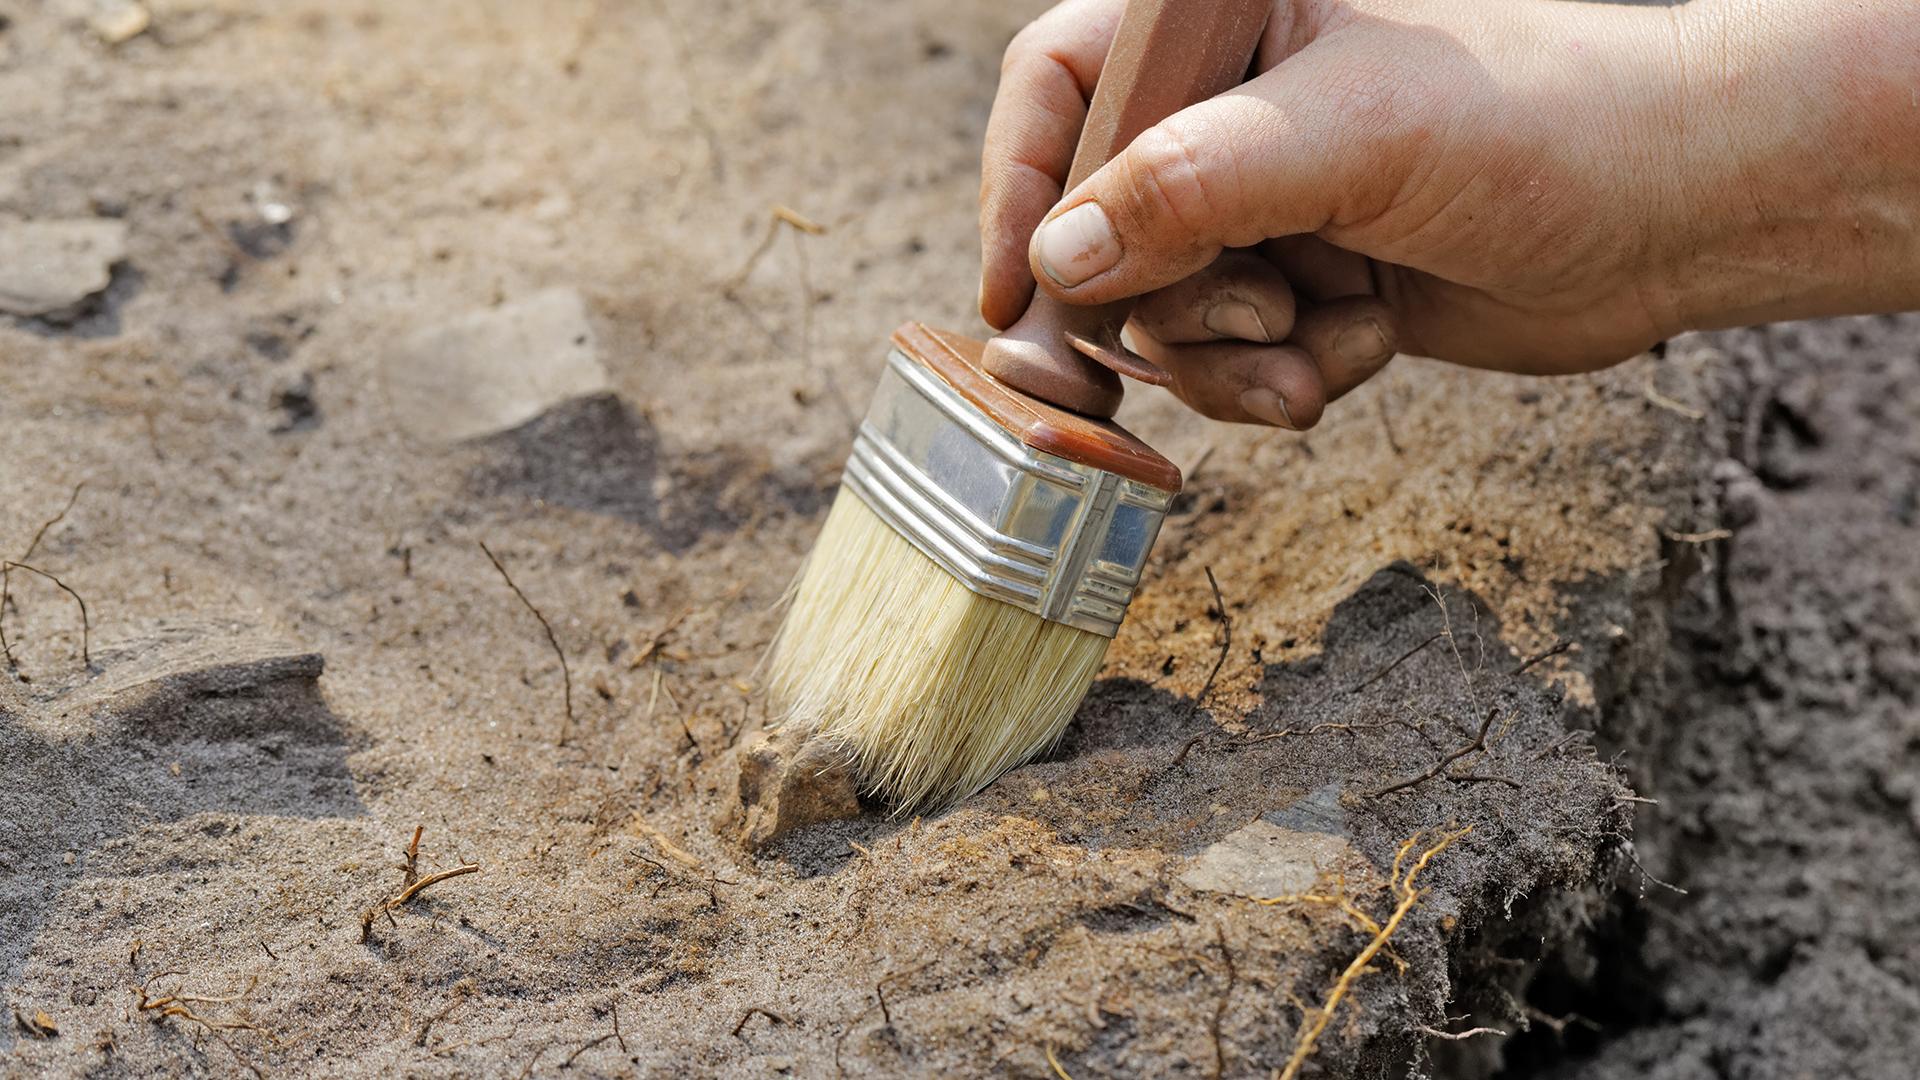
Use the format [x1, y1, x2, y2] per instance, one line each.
[784, 211, 854, 427]
[874, 961, 929, 1031]
[193, 207, 254, 265]
[1445, 772, 1523, 789]
[1236, 717, 1411, 746]
[1363, 706, 1506, 799]
[1167, 568, 1233, 771]
[514, 1041, 554, 1080]
[731, 1006, 792, 1038]
[561, 1032, 617, 1068]
[1346, 632, 1443, 695]
[18, 484, 79, 561]
[1662, 527, 1733, 544]
[1, 484, 84, 669]
[1167, 731, 1209, 770]
[401, 824, 423, 888]
[361, 827, 482, 943]
[722, 206, 837, 428]
[3, 561, 90, 666]
[415, 981, 473, 1047]
[389, 864, 482, 908]
[1377, 392, 1404, 456]
[1187, 568, 1232, 722]
[1426, 586, 1480, 717]
[772, 205, 825, 234]
[1644, 365, 1705, 420]
[478, 541, 574, 744]
[1185, 444, 1217, 484]
[1509, 639, 1573, 677]
[1624, 845, 1689, 895]
[1525, 1007, 1601, 1038]
[1210, 925, 1236, 1080]
[628, 606, 691, 669]
[1534, 728, 1593, 760]
[1418, 1024, 1508, 1041]
[133, 977, 265, 1078]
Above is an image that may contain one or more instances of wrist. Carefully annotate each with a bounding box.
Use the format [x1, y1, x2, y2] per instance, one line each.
[1658, 0, 1920, 332]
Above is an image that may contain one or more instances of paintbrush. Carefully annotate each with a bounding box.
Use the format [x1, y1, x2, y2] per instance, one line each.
[768, 0, 1272, 809]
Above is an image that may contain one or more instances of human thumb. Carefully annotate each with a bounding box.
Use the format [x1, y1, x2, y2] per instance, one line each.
[1028, 59, 1384, 305]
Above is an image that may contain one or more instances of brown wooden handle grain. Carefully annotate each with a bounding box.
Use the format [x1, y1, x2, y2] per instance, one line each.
[982, 0, 1272, 418]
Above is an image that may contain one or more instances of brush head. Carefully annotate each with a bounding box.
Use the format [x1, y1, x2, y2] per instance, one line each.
[767, 324, 1180, 810]
[767, 490, 1111, 808]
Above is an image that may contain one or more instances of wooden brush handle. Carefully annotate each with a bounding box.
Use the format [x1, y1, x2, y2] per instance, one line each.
[982, 0, 1272, 418]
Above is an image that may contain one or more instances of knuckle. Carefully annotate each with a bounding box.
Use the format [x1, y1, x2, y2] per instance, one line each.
[1000, 23, 1047, 74]
[1121, 123, 1219, 239]
[1119, 114, 1254, 246]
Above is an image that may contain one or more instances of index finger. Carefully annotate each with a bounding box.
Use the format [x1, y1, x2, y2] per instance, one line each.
[978, 0, 1125, 330]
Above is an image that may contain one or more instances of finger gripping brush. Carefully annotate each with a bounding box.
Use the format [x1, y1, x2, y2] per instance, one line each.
[767, 0, 1271, 810]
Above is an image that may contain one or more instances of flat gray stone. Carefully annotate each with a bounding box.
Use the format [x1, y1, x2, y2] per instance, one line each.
[0, 218, 128, 317]
[1178, 819, 1359, 900]
[383, 287, 609, 443]
[1265, 782, 1349, 836]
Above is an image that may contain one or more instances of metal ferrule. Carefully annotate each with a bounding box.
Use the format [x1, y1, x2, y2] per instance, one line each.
[841, 348, 1173, 638]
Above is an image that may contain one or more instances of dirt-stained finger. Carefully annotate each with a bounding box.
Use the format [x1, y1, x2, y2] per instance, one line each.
[1287, 296, 1400, 400]
[1133, 335, 1328, 430]
[978, 0, 1127, 330]
[1128, 250, 1297, 345]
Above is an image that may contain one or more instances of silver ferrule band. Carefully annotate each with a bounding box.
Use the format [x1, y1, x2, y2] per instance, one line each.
[839, 348, 1173, 638]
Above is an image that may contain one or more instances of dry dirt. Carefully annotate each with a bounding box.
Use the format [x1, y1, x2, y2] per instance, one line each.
[2, 1, 1915, 1078]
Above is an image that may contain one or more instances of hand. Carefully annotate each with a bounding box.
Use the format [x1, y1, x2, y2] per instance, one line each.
[979, 0, 1920, 428]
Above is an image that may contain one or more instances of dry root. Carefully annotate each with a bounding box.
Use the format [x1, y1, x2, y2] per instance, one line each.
[360, 826, 480, 944]
[1261, 825, 1474, 1080]
[133, 973, 266, 1077]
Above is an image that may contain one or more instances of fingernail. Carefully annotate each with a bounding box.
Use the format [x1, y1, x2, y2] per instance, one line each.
[1336, 319, 1390, 364]
[1238, 387, 1296, 428]
[1035, 202, 1120, 287]
[1204, 301, 1271, 343]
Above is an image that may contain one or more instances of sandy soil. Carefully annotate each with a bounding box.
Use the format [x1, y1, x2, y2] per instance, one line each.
[2, 1, 1914, 1077]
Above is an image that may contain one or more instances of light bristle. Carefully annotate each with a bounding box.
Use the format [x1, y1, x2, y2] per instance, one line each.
[766, 488, 1109, 810]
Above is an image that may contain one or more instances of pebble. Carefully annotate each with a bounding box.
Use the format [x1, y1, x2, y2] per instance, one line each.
[0, 217, 128, 318]
[90, 2, 150, 46]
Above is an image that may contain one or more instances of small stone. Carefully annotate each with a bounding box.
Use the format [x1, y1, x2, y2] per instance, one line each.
[734, 727, 862, 849]
[90, 2, 149, 45]
[382, 287, 610, 443]
[23, 1009, 57, 1036]
[1178, 819, 1360, 900]
[0, 217, 128, 318]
